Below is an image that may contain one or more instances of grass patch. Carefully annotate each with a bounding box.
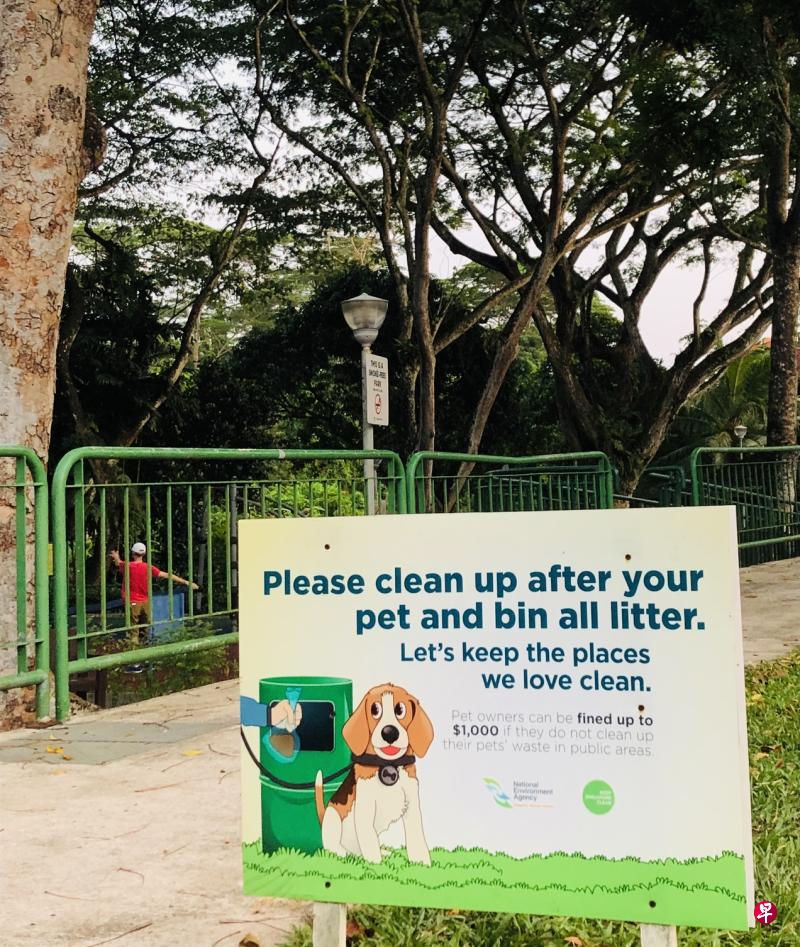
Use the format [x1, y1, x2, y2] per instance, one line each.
[270, 650, 800, 946]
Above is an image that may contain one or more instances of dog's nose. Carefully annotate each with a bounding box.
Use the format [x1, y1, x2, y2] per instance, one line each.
[381, 725, 399, 744]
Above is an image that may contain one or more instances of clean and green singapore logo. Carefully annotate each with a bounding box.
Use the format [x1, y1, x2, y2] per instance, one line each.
[583, 779, 615, 814]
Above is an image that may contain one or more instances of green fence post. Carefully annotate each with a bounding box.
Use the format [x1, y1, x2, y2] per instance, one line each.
[689, 449, 702, 507]
[32, 451, 50, 718]
[405, 453, 419, 513]
[72, 461, 87, 661]
[0, 448, 50, 717]
[14, 457, 27, 675]
[53, 450, 75, 721]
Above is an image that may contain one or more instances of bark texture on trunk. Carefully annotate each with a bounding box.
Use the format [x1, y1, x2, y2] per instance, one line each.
[766, 248, 800, 446]
[0, 0, 98, 722]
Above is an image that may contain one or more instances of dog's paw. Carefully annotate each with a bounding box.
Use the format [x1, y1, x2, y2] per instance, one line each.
[408, 851, 431, 866]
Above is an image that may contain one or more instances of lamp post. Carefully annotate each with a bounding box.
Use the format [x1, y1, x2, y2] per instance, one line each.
[733, 423, 747, 460]
[341, 292, 388, 515]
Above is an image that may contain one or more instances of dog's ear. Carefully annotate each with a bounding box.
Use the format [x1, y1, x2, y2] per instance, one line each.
[342, 693, 373, 755]
[407, 699, 434, 757]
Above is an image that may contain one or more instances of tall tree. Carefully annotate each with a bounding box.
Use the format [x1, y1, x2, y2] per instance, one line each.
[0, 0, 99, 454]
[0, 0, 101, 719]
[56, 0, 294, 475]
[156, 266, 560, 460]
[202, 0, 776, 488]
[628, 0, 800, 447]
[435, 4, 772, 488]
[203, 0, 522, 455]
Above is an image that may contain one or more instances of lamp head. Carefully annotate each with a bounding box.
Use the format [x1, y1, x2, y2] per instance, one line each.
[733, 424, 747, 440]
[341, 292, 388, 347]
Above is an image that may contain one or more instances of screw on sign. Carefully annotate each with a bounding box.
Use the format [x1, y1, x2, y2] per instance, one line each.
[754, 900, 777, 925]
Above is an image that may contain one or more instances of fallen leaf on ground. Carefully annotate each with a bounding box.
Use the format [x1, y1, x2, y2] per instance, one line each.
[238, 934, 260, 947]
[346, 918, 364, 937]
[181, 748, 204, 757]
[564, 937, 584, 946]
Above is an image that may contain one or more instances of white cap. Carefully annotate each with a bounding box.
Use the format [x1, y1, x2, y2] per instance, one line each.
[131, 542, 146, 555]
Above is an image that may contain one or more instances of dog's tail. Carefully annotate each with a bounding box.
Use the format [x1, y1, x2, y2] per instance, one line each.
[314, 770, 325, 826]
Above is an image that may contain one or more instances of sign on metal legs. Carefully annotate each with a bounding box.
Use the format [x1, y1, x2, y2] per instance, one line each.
[238, 507, 753, 940]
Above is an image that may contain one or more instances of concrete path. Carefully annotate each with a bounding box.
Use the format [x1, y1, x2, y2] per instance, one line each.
[0, 681, 307, 947]
[739, 559, 800, 664]
[0, 558, 798, 947]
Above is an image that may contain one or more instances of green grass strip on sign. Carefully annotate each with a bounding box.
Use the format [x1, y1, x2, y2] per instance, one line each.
[244, 845, 747, 931]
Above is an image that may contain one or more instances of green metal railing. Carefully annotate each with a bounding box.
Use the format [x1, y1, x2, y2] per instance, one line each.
[629, 466, 689, 508]
[406, 451, 615, 514]
[690, 446, 800, 565]
[0, 447, 49, 716]
[52, 447, 406, 720]
[1, 439, 794, 724]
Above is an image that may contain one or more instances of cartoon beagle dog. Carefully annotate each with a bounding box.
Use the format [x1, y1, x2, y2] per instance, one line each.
[314, 683, 434, 865]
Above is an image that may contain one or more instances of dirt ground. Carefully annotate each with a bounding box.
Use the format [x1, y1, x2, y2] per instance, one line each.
[0, 558, 798, 947]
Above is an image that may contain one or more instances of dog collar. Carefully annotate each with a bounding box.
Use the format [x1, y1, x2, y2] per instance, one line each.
[351, 752, 416, 786]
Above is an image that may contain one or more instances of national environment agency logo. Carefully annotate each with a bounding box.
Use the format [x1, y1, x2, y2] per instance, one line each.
[483, 777, 554, 808]
[483, 777, 513, 808]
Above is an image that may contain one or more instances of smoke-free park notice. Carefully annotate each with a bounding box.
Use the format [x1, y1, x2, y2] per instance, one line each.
[239, 507, 753, 929]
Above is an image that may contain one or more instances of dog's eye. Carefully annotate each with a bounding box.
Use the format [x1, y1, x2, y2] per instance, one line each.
[370, 701, 382, 720]
[394, 701, 407, 719]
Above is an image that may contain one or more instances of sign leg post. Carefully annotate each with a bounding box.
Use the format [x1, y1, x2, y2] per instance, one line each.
[312, 902, 347, 947]
[311, 347, 378, 945]
[640, 924, 678, 946]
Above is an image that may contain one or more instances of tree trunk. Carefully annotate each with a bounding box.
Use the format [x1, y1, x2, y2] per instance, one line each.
[0, 0, 98, 722]
[766, 246, 800, 446]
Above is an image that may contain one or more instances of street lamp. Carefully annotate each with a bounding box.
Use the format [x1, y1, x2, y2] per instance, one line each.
[341, 293, 389, 515]
[733, 423, 747, 460]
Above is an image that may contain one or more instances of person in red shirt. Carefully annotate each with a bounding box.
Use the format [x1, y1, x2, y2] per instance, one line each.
[110, 542, 198, 645]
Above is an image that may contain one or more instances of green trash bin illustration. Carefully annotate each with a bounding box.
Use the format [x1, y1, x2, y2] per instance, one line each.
[241, 676, 353, 854]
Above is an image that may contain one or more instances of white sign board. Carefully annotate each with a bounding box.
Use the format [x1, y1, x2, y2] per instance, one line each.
[240, 507, 754, 930]
[364, 354, 389, 426]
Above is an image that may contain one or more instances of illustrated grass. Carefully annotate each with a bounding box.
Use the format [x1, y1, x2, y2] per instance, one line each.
[244, 843, 746, 930]
[264, 650, 799, 946]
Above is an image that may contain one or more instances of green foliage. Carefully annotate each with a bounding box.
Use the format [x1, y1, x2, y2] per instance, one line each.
[663, 347, 772, 460]
[52, 246, 180, 459]
[156, 265, 563, 459]
[106, 634, 236, 704]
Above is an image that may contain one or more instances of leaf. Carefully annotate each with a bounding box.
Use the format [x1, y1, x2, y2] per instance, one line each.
[181, 748, 204, 757]
[565, 938, 585, 946]
[46, 746, 64, 754]
[238, 934, 260, 947]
